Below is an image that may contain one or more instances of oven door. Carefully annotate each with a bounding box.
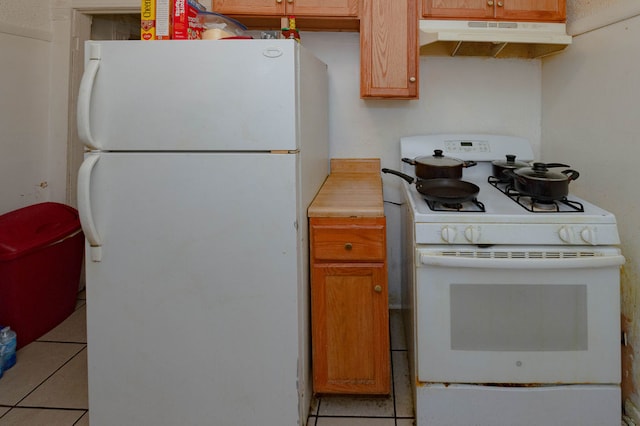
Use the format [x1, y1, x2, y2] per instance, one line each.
[415, 245, 624, 385]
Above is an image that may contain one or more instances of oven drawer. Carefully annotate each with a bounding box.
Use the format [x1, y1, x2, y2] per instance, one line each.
[310, 218, 385, 262]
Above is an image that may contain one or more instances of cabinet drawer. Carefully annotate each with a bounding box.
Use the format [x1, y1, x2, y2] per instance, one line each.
[311, 218, 385, 262]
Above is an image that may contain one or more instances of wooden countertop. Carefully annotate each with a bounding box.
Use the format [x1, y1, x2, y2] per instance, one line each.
[308, 159, 384, 218]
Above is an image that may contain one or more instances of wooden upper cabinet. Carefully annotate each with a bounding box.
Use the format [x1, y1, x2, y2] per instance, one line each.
[496, 0, 565, 21]
[423, 0, 492, 19]
[422, 0, 566, 22]
[213, 0, 358, 17]
[360, 0, 418, 99]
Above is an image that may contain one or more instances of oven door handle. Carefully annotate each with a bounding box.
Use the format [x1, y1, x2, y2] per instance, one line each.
[419, 253, 625, 269]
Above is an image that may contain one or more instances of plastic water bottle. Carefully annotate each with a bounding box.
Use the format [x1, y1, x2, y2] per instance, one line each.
[0, 326, 17, 371]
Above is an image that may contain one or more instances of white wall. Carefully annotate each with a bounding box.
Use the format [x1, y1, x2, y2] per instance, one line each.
[0, 3, 53, 214]
[542, 9, 640, 415]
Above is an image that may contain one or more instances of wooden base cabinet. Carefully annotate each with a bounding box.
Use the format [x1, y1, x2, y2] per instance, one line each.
[310, 217, 390, 395]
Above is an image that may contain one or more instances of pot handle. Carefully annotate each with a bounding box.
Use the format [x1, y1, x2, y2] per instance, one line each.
[562, 169, 580, 182]
[401, 157, 416, 166]
[463, 161, 477, 168]
[381, 168, 415, 184]
[542, 163, 570, 168]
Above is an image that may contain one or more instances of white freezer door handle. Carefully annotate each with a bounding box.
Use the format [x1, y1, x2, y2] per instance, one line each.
[77, 56, 100, 150]
[419, 252, 625, 269]
[77, 154, 102, 262]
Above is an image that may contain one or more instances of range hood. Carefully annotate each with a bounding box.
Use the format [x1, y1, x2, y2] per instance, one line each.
[419, 20, 572, 58]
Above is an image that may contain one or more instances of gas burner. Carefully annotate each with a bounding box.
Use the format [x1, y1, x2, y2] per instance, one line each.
[488, 176, 584, 213]
[531, 200, 560, 211]
[425, 198, 485, 212]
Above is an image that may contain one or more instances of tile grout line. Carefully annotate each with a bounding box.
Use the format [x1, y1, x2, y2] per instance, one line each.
[389, 312, 399, 425]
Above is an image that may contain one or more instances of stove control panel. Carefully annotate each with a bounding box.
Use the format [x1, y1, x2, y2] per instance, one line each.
[416, 223, 620, 246]
[559, 225, 599, 245]
[444, 140, 490, 154]
[440, 225, 482, 243]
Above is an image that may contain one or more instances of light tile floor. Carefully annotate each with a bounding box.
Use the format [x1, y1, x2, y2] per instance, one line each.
[0, 290, 89, 425]
[0, 294, 414, 426]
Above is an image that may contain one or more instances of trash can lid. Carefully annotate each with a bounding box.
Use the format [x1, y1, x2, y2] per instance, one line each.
[0, 202, 82, 262]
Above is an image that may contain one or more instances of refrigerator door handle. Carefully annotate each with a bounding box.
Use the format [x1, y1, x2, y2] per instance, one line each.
[77, 55, 100, 150]
[77, 153, 103, 262]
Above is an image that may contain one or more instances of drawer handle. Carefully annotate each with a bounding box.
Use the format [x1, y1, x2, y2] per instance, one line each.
[374, 285, 382, 293]
[344, 243, 353, 251]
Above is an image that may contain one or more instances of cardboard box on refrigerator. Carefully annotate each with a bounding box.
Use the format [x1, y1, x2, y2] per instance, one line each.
[172, 0, 207, 39]
[155, 0, 172, 39]
[140, 0, 156, 40]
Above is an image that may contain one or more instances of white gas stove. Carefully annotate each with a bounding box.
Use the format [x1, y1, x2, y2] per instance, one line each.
[396, 134, 625, 426]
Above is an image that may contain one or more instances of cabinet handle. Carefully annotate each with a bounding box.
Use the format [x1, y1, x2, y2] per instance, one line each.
[409, 77, 416, 83]
[344, 243, 353, 251]
[276, 0, 283, 3]
[487, 0, 494, 5]
[287, 0, 293, 3]
[497, 1, 503, 6]
[374, 285, 382, 293]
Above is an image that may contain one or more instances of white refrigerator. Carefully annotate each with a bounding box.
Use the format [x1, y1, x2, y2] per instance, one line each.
[76, 40, 328, 426]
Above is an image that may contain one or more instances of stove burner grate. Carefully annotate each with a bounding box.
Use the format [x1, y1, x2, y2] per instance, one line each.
[425, 198, 486, 212]
[488, 176, 584, 213]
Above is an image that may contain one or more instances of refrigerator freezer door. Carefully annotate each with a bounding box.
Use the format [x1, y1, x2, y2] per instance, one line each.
[79, 40, 317, 152]
[80, 152, 303, 426]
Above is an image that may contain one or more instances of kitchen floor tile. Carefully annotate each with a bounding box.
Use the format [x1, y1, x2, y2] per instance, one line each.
[0, 407, 9, 417]
[38, 304, 87, 344]
[0, 407, 85, 425]
[315, 417, 396, 426]
[0, 342, 85, 406]
[318, 395, 394, 417]
[396, 419, 416, 426]
[389, 309, 406, 350]
[19, 348, 88, 409]
[392, 351, 413, 418]
[75, 412, 90, 425]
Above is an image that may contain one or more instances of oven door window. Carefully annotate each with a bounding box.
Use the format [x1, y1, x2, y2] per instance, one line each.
[450, 284, 587, 352]
[415, 252, 621, 385]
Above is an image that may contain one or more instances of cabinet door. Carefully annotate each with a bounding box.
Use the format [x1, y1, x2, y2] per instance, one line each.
[311, 263, 390, 394]
[360, 0, 418, 99]
[289, 0, 358, 17]
[213, 0, 283, 15]
[497, 0, 565, 21]
[422, 0, 493, 19]
[213, 0, 357, 17]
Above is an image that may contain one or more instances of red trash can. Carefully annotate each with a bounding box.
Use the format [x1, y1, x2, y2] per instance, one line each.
[0, 202, 84, 349]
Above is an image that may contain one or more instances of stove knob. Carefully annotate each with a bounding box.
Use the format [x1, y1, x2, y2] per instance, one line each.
[441, 226, 457, 243]
[580, 227, 597, 245]
[464, 226, 481, 244]
[558, 225, 575, 244]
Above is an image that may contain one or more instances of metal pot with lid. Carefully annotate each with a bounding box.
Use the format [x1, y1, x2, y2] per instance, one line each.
[402, 150, 477, 180]
[505, 162, 580, 201]
[491, 155, 531, 182]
